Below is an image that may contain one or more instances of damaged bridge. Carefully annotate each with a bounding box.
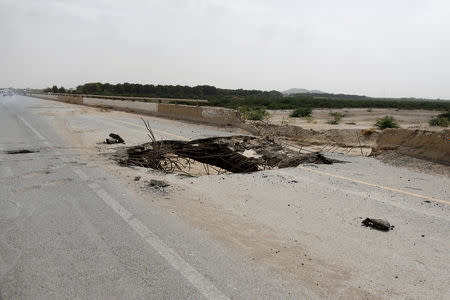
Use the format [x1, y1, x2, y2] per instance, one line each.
[114, 135, 337, 175]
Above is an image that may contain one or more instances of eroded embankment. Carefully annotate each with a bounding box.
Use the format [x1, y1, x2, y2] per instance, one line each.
[372, 129, 450, 165]
[243, 123, 449, 165]
[241, 123, 379, 148]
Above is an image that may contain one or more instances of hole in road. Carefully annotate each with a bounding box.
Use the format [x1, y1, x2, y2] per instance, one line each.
[115, 135, 341, 176]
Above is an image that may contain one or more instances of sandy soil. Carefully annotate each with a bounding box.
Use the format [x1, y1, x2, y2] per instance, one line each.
[269, 108, 446, 131]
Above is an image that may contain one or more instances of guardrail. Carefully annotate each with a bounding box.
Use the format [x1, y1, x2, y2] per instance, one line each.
[34, 93, 209, 106]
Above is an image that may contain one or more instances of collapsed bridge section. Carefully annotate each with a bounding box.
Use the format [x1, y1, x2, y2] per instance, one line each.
[114, 135, 338, 175]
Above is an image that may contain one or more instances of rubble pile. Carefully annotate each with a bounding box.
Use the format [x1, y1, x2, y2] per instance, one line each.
[114, 135, 337, 175]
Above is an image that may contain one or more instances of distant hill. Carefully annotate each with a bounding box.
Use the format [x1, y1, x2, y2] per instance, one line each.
[282, 88, 325, 95]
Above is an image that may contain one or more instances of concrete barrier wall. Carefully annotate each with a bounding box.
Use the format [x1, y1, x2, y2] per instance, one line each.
[83, 97, 239, 125]
[57, 95, 83, 104]
[83, 97, 158, 114]
[201, 107, 241, 124]
[157, 103, 204, 123]
[29, 94, 240, 126]
[31, 93, 58, 100]
[157, 104, 240, 125]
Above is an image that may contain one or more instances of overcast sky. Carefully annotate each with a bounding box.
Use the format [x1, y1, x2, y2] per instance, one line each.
[1, 0, 449, 98]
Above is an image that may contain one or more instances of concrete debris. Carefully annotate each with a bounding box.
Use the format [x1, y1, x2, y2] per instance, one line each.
[105, 133, 125, 144]
[134, 176, 141, 181]
[149, 179, 170, 188]
[362, 218, 394, 231]
[114, 135, 339, 175]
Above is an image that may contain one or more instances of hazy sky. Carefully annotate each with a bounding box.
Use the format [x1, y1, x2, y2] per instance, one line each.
[1, 0, 449, 98]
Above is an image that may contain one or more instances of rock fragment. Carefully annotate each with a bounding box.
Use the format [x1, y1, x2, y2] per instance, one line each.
[105, 133, 125, 144]
[362, 218, 394, 231]
[149, 179, 170, 188]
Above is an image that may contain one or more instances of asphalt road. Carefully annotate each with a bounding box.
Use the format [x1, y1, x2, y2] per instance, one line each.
[0, 96, 312, 299]
[1, 95, 449, 299]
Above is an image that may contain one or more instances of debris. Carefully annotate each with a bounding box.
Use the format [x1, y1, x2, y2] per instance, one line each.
[277, 153, 333, 168]
[134, 176, 141, 181]
[149, 179, 170, 188]
[105, 133, 125, 144]
[115, 135, 339, 175]
[5, 149, 39, 154]
[242, 149, 262, 159]
[362, 218, 394, 231]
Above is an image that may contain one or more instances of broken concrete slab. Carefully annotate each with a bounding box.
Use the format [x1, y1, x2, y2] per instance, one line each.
[105, 133, 125, 144]
[114, 135, 340, 175]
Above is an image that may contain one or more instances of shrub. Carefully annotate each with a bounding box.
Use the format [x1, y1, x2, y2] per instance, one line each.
[290, 107, 312, 118]
[328, 112, 345, 125]
[304, 116, 314, 123]
[437, 110, 450, 119]
[329, 112, 346, 119]
[375, 116, 400, 129]
[429, 117, 449, 127]
[238, 106, 269, 121]
[328, 119, 339, 125]
[429, 111, 450, 127]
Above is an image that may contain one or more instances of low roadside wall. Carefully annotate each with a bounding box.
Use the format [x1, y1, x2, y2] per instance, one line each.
[83, 97, 158, 114]
[57, 95, 83, 104]
[31, 93, 58, 100]
[29, 94, 241, 126]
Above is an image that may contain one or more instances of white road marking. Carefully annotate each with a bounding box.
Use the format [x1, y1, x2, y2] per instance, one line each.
[73, 168, 229, 300]
[16, 114, 229, 300]
[16, 115, 49, 144]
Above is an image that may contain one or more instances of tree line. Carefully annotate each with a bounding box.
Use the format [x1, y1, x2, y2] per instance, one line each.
[44, 83, 281, 99]
[43, 82, 450, 111]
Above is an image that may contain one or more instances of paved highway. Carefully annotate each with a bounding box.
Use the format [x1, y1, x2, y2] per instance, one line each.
[1, 95, 449, 299]
[0, 96, 311, 299]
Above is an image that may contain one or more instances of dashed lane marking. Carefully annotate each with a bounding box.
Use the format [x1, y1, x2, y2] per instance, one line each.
[17, 113, 229, 300]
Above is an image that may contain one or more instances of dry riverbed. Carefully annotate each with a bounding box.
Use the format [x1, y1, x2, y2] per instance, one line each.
[270, 108, 445, 131]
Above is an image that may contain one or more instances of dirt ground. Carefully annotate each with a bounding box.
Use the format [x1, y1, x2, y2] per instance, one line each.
[269, 108, 445, 130]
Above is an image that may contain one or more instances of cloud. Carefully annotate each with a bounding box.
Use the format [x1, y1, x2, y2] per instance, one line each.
[1, 0, 449, 98]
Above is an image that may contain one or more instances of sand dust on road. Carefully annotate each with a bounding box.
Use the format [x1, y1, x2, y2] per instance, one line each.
[36, 100, 450, 299]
